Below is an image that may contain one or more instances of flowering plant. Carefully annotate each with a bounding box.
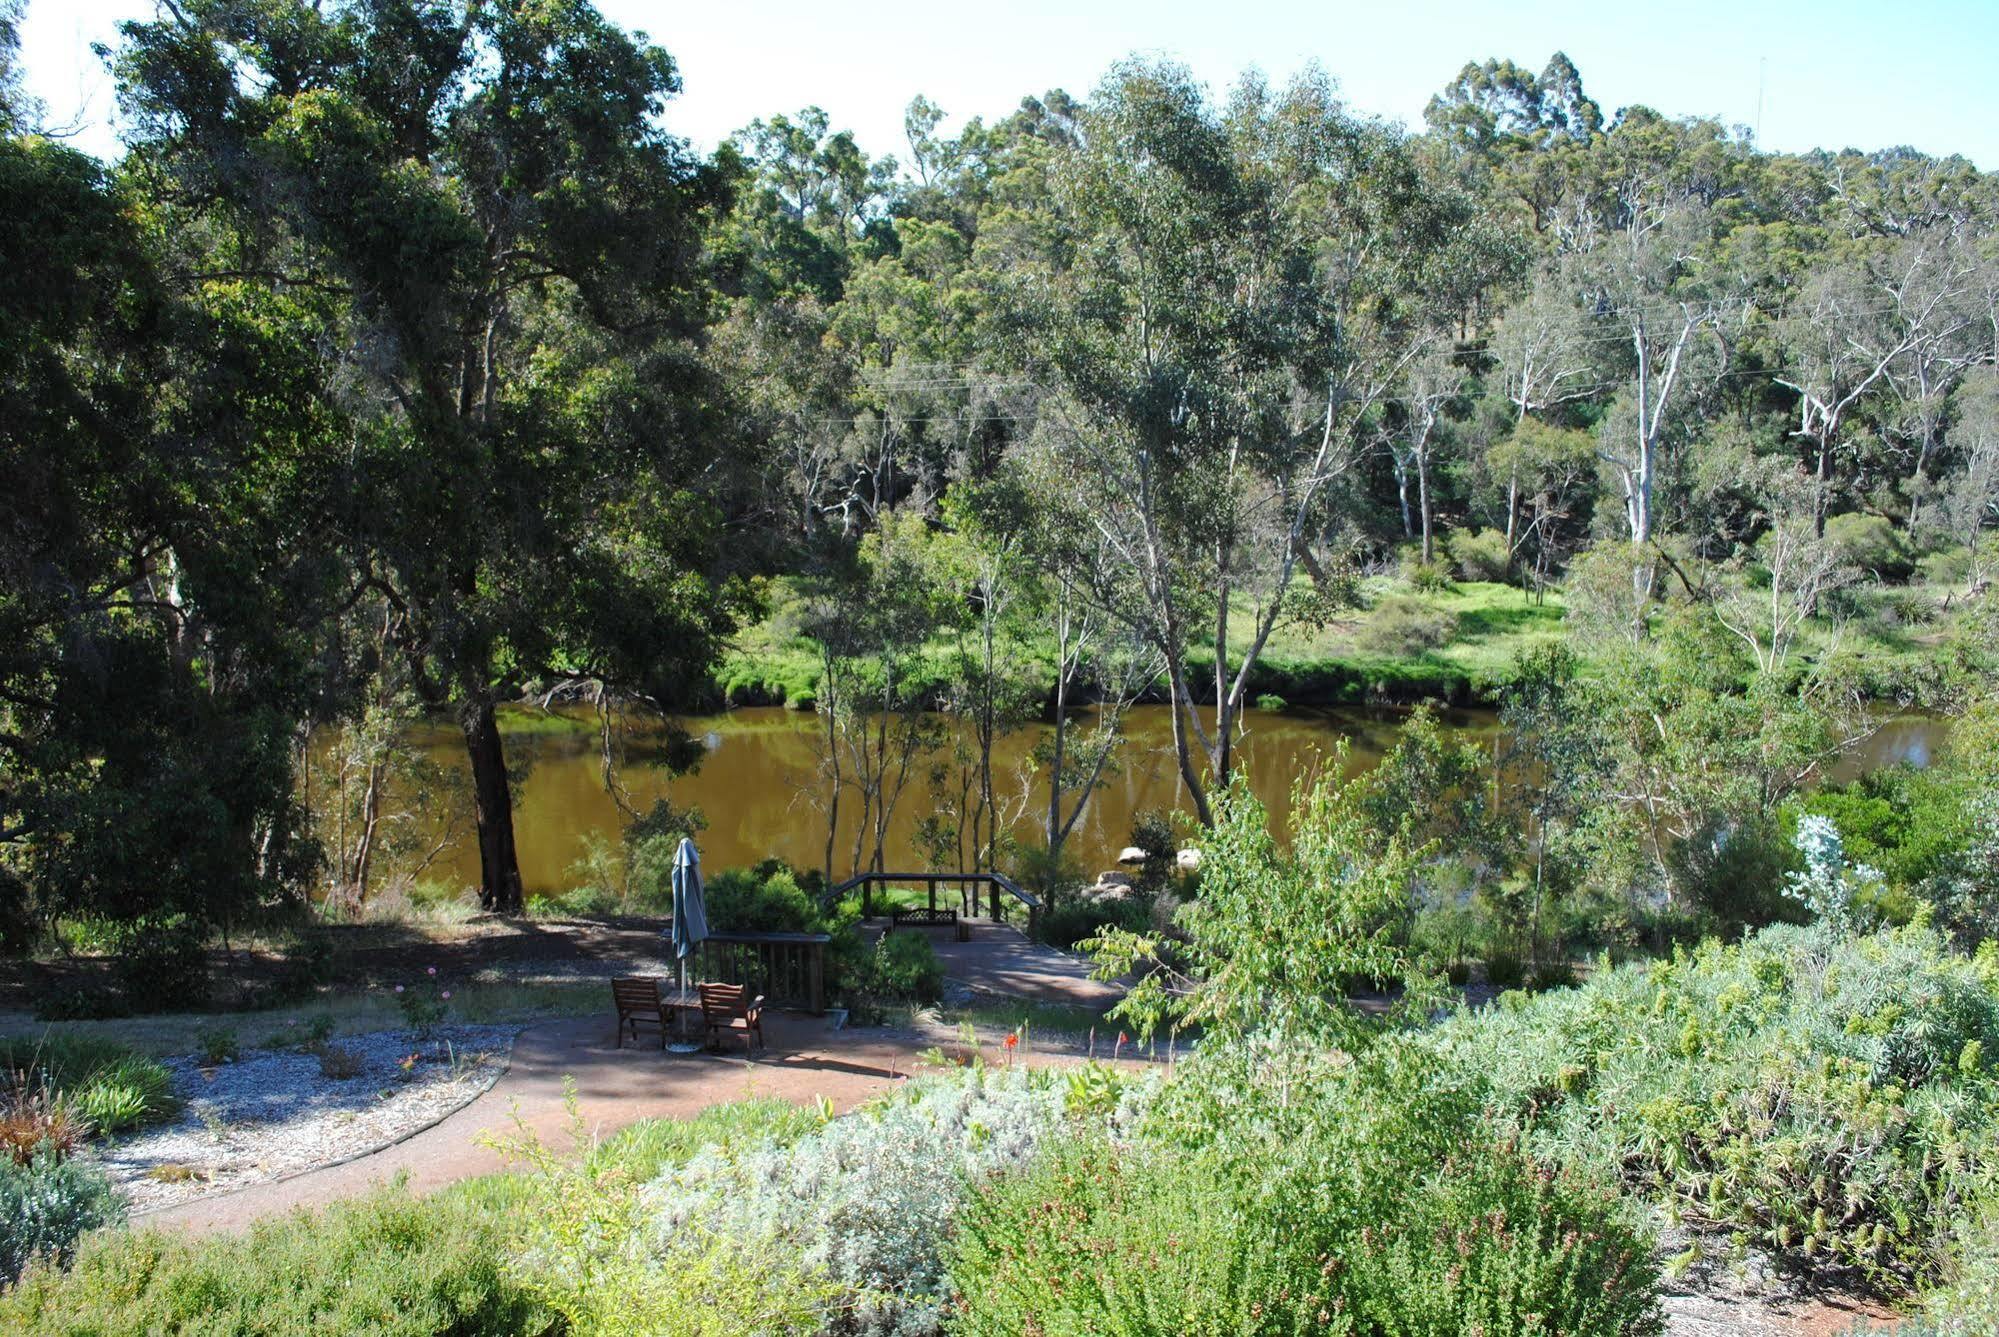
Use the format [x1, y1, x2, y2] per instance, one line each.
[394, 967, 451, 1038]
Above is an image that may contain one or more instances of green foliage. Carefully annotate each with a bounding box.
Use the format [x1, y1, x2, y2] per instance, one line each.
[488, 1089, 829, 1336]
[584, 1099, 821, 1183]
[1436, 922, 1999, 1291]
[1483, 950, 1527, 990]
[1827, 513, 1916, 581]
[1447, 527, 1513, 583]
[0, 1097, 810, 1333]
[392, 971, 451, 1038]
[1923, 1183, 1999, 1333]
[1357, 594, 1457, 657]
[0, 1035, 177, 1134]
[190, 1031, 235, 1071]
[0, 1151, 123, 1287]
[953, 1046, 1658, 1336]
[1038, 896, 1150, 951]
[849, 932, 944, 1013]
[71, 1060, 175, 1134]
[700, 863, 823, 934]
[1126, 810, 1179, 896]
[1091, 767, 1436, 1045]
[1400, 547, 1459, 593]
[0, 1183, 544, 1335]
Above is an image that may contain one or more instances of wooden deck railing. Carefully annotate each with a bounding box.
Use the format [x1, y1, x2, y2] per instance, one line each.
[696, 931, 830, 1014]
[827, 871, 1041, 938]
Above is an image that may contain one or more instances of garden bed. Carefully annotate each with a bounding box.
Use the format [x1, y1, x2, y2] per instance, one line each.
[98, 1025, 517, 1213]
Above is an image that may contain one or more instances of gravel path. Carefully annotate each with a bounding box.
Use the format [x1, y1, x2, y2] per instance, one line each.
[99, 1025, 518, 1214]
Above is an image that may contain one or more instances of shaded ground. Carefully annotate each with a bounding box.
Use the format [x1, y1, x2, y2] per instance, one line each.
[1, 914, 686, 1013]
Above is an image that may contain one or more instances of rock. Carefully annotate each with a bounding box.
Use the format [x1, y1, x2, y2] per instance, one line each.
[1096, 870, 1134, 889]
[1116, 846, 1149, 866]
[1177, 848, 1202, 872]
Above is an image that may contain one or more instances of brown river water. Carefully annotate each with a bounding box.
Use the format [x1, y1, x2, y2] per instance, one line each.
[386, 704, 1947, 896]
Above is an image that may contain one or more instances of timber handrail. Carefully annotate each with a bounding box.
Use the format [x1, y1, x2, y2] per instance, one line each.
[695, 931, 831, 1014]
[827, 871, 1040, 936]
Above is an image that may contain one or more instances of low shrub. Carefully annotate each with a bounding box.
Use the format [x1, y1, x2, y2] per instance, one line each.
[262, 933, 334, 1005]
[1827, 512, 1916, 580]
[1482, 949, 1526, 990]
[526, 886, 618, 918]
[1923, 1184, 1999, 1334]
[586, 1098, 821, 1182]
[0, 1036, 177, 1134]
[1253, 691, 1287, 712]
[952, 1046, 1658, 1336]
[844, 932, 944, 1020]
[1038, 896, 1149, 952]
[33, 984, 127, 1022]
[1358, 595, 1457, 657]
[642, 1067, 1113, 1336]
[0, 1097, 811, 1333]
[315, 1044, 364, 1080]
[193, 1026, 238, 1067]
[1127, 810, 1179, 895]
[1529, 959, 1579, 991]
[1432, 921, 1999, 1292]
[393, 969, 451, 1037]
[72, 1059, 174, 1134]
[0, 1088, 85, 1166]
[0, 1182, 544, 1334]
[1448, 526, 1512, 583]
[702, 863, 822, 934]
[109, 918, 209, 1015]
[0, 1151, 123, 1287]
[1398, 545, 1457, 593]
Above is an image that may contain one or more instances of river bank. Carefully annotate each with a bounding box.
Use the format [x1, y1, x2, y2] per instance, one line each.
[707, 576, 1950, 712]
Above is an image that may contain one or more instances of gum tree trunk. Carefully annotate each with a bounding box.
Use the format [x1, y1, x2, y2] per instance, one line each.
[461, 698, 525, 915]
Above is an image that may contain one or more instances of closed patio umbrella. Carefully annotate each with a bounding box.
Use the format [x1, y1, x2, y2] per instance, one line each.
[667, 837, 709, 1053]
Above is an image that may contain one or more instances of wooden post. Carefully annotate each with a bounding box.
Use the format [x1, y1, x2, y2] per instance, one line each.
[808, 940, 824, 1014]
[989, 877, 1001, 923]
[862, 876, 872, 920]
[927, 877, 937, 912]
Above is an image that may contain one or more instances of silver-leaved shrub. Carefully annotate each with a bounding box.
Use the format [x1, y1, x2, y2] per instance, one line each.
[643, 1065, 1145, 1336]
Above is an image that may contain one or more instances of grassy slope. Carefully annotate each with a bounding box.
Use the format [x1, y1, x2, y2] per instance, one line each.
[713, 577, 1570, 710]
[705, 574, 1958, 712]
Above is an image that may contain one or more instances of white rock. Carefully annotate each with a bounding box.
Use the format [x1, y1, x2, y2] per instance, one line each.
[1116, 846, 1149, 865]
[1177, 848, 1202, 872]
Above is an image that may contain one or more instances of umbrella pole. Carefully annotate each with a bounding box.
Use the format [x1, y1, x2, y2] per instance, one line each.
[668, 953, 701, 1053]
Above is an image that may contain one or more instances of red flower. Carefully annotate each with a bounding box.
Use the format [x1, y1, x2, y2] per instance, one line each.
[1003, 1033, 1018, 1049]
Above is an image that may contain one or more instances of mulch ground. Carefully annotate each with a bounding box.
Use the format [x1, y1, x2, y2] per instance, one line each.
[2, 914, 685, 1013]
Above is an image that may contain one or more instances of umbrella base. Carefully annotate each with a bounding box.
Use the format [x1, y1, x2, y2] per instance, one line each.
[667, 1041, 703, 1054]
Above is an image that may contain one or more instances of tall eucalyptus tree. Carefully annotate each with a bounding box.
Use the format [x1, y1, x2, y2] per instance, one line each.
[114, 0, 737, 912]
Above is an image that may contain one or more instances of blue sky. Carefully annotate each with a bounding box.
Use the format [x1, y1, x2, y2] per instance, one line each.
[19, 0, 1999, 167]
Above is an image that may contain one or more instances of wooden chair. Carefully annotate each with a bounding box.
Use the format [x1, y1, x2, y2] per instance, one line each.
[698, 982, 766, 1054]
[611, 976, 670, 1049]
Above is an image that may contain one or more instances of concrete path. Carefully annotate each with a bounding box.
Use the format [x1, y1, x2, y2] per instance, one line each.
[136, 923, 1128, 1234]
[141, 1012, 935, 1234]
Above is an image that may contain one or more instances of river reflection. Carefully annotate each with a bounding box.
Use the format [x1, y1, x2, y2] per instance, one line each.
[394, 702, 1946, 895]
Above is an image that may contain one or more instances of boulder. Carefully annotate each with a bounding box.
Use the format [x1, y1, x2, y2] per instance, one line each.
[1096, 870, 1135, 889]
[1177, 848, 1202, 873]
[1116, 846, 1149, 866]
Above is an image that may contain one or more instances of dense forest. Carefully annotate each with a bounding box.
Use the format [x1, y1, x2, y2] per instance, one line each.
[4, 0, 1997, 972]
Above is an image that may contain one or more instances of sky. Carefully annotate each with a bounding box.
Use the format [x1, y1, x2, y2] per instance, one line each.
[18, 0, 1999, 169]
